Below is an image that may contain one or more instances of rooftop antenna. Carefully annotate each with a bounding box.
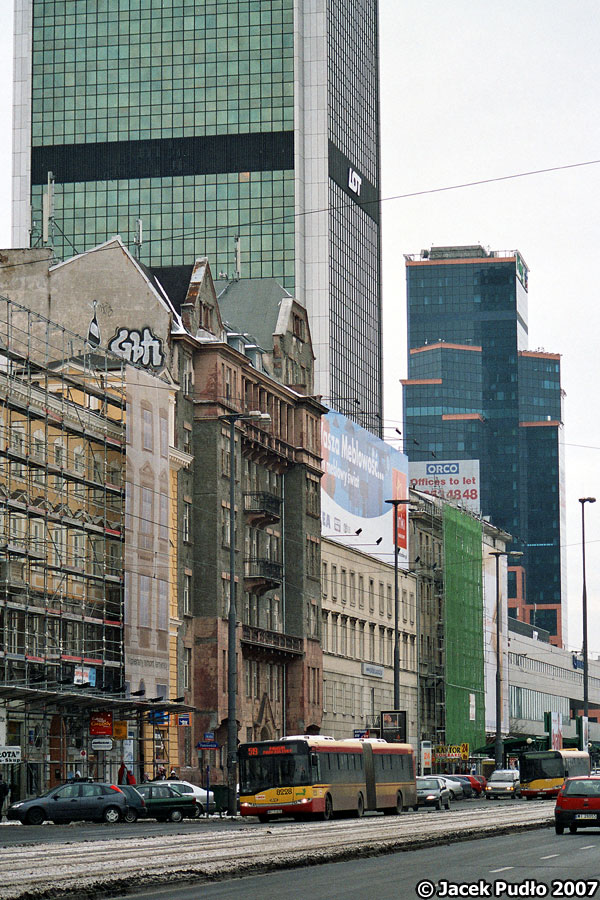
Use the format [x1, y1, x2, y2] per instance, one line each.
[42, 171, 55, 246]
[133, 218, 143, 259]
[234, 235, 241, 281]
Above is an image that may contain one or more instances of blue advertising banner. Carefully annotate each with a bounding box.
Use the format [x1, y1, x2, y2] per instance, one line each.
[321, 411, 409, 566]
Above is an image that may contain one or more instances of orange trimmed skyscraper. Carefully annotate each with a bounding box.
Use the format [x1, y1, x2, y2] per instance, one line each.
[403, 246, 565, 645]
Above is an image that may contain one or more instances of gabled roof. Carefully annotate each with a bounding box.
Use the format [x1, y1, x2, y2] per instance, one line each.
[49, 236, 183, 329]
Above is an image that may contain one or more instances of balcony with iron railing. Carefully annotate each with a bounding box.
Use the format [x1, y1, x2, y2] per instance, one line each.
[244, 557, 283, 595]
[243, 491, 282, 525]
[241, 623, 303, 657]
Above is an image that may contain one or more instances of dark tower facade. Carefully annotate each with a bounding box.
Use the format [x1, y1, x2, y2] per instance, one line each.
[403, 246, 566, 645]
[13, 0, 382, 432]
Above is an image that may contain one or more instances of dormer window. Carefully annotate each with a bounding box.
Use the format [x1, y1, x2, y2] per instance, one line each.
[293, 314, 305, 340]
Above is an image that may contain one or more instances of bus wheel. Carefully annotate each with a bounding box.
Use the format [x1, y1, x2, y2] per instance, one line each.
[393, 792, 404, 815]
[257, 814, 269, 824]
[322, 794, 333, 821]
[569, 823, 578, 834]
[357, 793, 364, 818]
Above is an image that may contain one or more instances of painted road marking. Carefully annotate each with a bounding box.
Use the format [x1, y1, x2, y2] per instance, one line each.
[490, 867, 514, 873]
[541, 855, 559, 859]
[580, 845, 596, 850]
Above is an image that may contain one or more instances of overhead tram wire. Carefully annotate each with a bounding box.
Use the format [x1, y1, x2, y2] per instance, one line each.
[8, 156, 600, 271]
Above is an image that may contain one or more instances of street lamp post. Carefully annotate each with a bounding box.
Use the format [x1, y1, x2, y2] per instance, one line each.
[385, 499, 410, 710]
[580, 497, 596, 719]
[220, 411, 270, 815]
[489, 549, 523, 770]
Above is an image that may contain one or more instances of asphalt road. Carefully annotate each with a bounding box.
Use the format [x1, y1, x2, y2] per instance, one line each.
[0, 797, 505, 846]
[109, 827, 600, 900]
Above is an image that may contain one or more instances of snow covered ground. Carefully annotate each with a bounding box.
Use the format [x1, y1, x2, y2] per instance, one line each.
[3, 805, 554, 899]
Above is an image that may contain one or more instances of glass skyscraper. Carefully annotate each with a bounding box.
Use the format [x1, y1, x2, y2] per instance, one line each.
[403, 246, 566, 645]
[12, 0, 382, 431]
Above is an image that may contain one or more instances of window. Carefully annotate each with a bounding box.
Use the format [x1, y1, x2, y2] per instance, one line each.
[10, 426, 25, 479]
[321, 561, 328, 599]
[157, 579, 168, 630]
[142, 408, 153, 450]
[183, 573, 191, 615]
[159, 493, 168, 541]
[331, 565, 338, 601]
[53, 440, 65, 489]
[182, 501, 191, 542]
[341, 569, 347, 604]
[160, 414, 169, 457]
[139, 575, 151, 627]
[184, 647, 191, 691]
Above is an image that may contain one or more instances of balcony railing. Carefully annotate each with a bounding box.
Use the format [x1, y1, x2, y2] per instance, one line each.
[241, 624, 303, 656]
[244, 557, 283, 583]
[243, 491, 282, 522]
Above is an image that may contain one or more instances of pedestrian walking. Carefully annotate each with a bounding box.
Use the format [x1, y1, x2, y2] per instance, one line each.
[0, 775, 10, 820]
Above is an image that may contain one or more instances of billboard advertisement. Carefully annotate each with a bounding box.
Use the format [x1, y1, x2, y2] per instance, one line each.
[409, 459, 480, 513]
[321, 411, 409, 566]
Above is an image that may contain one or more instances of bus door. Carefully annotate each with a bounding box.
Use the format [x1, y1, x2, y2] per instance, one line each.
[362, 742, 377, 810]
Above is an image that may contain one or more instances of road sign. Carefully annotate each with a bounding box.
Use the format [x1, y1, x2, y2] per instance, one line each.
[197, 741, 219, 749]
[203, 731, 214, 740]
[91, 738, 113, 751]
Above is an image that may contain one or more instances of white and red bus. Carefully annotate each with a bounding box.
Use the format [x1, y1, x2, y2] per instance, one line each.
[239, 735, 416, 822]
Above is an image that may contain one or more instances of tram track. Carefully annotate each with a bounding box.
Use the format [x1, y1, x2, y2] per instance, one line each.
[2, 804, 554, 900]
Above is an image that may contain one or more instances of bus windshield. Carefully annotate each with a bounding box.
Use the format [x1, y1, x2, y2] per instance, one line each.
[239, 747, 311, 794]
[521, 754, 564, 782]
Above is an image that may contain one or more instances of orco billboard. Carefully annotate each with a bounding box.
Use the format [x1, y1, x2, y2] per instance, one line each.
[409, 459, 480, 513]
[321, 412, 409, 566]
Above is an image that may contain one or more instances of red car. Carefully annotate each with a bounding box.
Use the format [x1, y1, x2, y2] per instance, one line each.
[473, 774, 487, 791]
[555, 776, 600, 834]
[452, 774, 485, 796]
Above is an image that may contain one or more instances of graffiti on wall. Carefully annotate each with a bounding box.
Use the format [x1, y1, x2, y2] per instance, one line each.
[108, 327, 164, 369]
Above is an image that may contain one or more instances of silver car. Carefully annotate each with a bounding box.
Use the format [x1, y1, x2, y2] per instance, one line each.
[485, 769, 521, 799]
[415, 776, 451, 810]
[165, 780, 215, 814]
[438, 776, 464, 800]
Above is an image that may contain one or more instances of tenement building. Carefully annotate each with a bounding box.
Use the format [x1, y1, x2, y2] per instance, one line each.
[0, 241, 324, 786]
[403, 246, 565, 645]
[13, 0, 383, 431]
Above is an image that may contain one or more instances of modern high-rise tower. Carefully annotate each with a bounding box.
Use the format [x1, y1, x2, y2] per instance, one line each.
[403, 246, 566, 645]
[12, 0, 383, 432]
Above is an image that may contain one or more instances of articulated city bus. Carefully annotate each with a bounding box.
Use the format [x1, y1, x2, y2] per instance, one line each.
[238, 735, 416, 822]
[520, 749, 590, 799]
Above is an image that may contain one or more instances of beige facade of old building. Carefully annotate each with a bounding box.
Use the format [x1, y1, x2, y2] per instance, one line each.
[320, 538, 418, 743]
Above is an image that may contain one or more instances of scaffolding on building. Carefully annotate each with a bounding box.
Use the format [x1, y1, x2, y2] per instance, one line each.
[0, 295, 127, 794]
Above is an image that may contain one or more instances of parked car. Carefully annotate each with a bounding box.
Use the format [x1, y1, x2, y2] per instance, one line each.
[415, 776, 451, 810]
[7, 782, 127, 825]
[165, 780, 215, 815]
[446, 775, 475, 798]
[135, 783, 197, 822]
[485, 769, 521, 799]
[472, 774, 487, 792]
[555, 776, 600, 834]
[118, 784, 148, 823]
[438, 776, 464, 800]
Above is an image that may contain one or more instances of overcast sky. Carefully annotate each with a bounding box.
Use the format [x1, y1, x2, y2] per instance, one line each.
[0, 1, 598, 654]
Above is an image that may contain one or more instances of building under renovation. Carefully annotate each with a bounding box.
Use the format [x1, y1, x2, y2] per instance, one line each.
[0, 296, 127, 794]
